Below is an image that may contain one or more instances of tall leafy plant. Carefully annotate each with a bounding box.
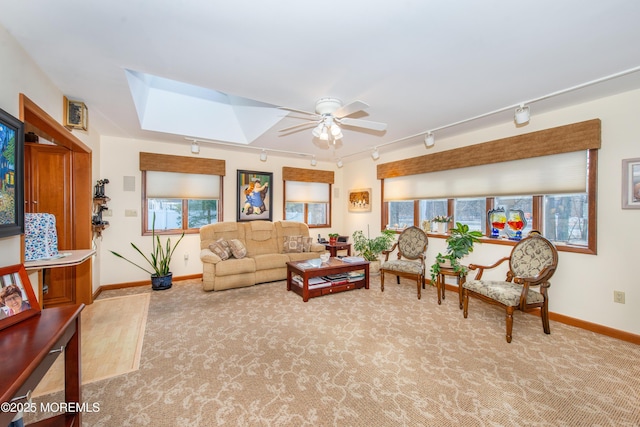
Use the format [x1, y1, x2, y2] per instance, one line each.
[352, 228, 396, 261]
[110, 214, 184, 277]
[430, 222, 482, 285]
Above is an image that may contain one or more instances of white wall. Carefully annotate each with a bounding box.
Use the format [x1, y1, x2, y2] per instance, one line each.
[344, 88, 640, 336]
[98, 136, 345, 286]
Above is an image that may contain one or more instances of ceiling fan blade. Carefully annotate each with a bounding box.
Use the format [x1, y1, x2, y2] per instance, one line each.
[278, 120, 319, 133]
[334, 100, 369, 118]
[338, 117, 387, 131]
[278, 106, 318, 117]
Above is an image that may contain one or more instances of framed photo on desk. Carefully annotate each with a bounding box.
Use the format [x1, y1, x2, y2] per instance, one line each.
[0, 264, 41, 331]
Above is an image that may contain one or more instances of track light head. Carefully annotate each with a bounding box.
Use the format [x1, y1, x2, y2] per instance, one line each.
[336, 158, 343, 168]
[191, 141, 200, 154]
[371, 148, 380, 160]
[514, 104, 530, 125]
[310, 156, 317, 166]
[260, 150, 267, 162]
[424, 132, 435, 148]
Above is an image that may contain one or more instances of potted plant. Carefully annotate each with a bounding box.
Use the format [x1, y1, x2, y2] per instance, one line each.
[352, 228, 396, 274]
[429, 222, 483, 285]
[110, 214, 185, 291]
[328, 233, 340, 245]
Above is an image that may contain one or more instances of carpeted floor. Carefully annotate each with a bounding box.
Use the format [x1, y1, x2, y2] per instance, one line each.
[27, 277, 640, 426]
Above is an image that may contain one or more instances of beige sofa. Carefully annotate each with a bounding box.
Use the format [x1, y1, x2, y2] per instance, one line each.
[199, 220, 326, 291]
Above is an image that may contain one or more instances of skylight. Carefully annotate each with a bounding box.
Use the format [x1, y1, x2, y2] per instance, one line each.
[125, 69, 283, 144]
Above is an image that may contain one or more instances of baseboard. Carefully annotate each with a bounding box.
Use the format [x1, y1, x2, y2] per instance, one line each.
[438, 282, 640, 345]
[93, 274, 203, 300]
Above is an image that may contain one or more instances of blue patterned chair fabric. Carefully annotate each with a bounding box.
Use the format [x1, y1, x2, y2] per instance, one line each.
[380, 226, 428, 299]
[462, 233, 558, 343]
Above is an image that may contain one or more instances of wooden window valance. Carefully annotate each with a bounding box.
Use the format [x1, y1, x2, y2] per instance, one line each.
[282, 167, 334, 184]
[377, 119, 601, 180]
[140, 152, 225, 176]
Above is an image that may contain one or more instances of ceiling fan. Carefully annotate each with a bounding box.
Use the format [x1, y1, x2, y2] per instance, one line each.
[278, 98, 387, 143]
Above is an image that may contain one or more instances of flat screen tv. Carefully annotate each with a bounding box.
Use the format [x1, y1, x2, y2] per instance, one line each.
[0, 107, 25, 238]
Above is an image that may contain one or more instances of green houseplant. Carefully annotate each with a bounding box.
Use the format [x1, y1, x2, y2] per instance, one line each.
[429, 222, 483, 285]
[328, 233, 340, 244]
[352, 229, 396, 262]
[110, 214, 185, 291]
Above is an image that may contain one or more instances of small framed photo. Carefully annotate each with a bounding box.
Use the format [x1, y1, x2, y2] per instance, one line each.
[237, 170, 273, 221]
[348, 188, 372, 212]
[63, 96, 88, 131]
[0, 264, 41, 331]
[622, 158, 640, 209]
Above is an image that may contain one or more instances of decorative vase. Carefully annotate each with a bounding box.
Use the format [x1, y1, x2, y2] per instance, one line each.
[151, 273, 173, 291]
[369, 259, 381, 276]
[437, 222, 449, 233]
[329, 237, 337, 245]
[487, 207, 507, 238]
[507, 209, 526, 240]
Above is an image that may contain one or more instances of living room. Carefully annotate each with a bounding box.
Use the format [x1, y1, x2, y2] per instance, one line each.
[1, 3, 640, 425]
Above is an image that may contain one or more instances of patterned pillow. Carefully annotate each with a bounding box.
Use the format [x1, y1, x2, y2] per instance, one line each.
[209, 238, 231, 260]
[283, 235, 303, 253]
[228, 239, 247, 259]
[302, 236, 313, 252]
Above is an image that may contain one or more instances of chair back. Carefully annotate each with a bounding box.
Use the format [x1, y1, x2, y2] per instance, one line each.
[397, 226, 428, 260]
[509, 234, 558, 281]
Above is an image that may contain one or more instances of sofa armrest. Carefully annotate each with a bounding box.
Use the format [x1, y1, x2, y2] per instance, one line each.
[309, 243, 326, 253]
[200, 248, 222, 264]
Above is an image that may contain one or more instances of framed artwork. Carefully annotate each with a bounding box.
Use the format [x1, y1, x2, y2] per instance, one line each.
[63, 96, 88, 130]
[348, 188, 372, 212]
[622, 157, 640, 209]
[237, 170, 273, 221]
[0, 107, 25, 238]
[0, 264, 41, 331]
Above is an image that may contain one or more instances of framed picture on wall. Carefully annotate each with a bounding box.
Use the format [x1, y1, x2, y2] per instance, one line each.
[0, 107, 25, 238]
[622, 157, 640, 209]
[237, 170, 273, 221]
[63, 96, 88, 131]
[348, 188, 372, 212]
[0, 264, 41, 331]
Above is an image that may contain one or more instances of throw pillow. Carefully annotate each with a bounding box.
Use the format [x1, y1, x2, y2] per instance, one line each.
[209, 238, 231, 260]
[302, 236, 313, 252]
[283, 235, 303, 253]
[228, 239, 247, 259]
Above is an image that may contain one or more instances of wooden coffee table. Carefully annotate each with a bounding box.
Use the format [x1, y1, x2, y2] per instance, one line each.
[287, 257, 369, 302]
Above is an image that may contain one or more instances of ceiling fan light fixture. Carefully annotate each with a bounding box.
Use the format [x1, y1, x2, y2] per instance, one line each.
[371, 148, 380, 160]
[514, 104, 530, 125]
[260, 149, 267, 162]
[312, 123, 324, 138]
[424, 132, 435, 148]
[330, 123, 341, 137]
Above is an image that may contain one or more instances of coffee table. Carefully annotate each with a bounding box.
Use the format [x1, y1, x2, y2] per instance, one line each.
[287, 257, 369, 302]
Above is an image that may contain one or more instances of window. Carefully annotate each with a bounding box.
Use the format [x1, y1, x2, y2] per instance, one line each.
[283, 167, 334, 228]
[543, 194, 588, 245]
[494, 196, 533, 237]
[454, 198, 486, 233]
[387, 201, 414, 230]
[140, 152, 225, 235]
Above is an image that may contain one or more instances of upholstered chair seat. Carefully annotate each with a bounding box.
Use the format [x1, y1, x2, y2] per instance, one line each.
[380, 226, 428, 299]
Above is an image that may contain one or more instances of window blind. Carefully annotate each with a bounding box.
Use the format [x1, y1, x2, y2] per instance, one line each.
[384, 150, 587, 200]
[146, 171, 221, 199]
[285, 181, 330, 203]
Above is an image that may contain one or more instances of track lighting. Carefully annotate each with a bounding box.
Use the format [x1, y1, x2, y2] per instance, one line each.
[424, 132, 435, 148]
[310, 155, 317, 166]
[191, 141, 200, 154]
[371, 148, 380, 160]
[337, 158, 343, 168]
[514, 104, 530, 125]
[260, 150, 267, 162]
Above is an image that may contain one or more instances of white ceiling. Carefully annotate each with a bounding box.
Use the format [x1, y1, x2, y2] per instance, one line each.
[2, 0, 640, 163]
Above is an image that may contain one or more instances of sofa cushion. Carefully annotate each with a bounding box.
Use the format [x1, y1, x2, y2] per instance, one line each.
[215, 257, 255, 276]
[253, 253, 290, 271]
[283, 235, 303, 253]
[228, 239, 247, 259]
[302, 236, 313, 252]
[209, 238, 231, 260]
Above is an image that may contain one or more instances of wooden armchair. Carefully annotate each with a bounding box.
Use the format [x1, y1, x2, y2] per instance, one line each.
[380, 226, 428, 299]
[462, 233, 558, 343]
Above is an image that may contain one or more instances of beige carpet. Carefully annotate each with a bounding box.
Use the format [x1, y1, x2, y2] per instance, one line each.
[27, 278, 640, 426]
[32, 293, 149, 397]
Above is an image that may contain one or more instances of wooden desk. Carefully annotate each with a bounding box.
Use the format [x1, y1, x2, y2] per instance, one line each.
[436, 266, 466, 309]
[0, 304, 84, 426]
[323, 243, 351, 257]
